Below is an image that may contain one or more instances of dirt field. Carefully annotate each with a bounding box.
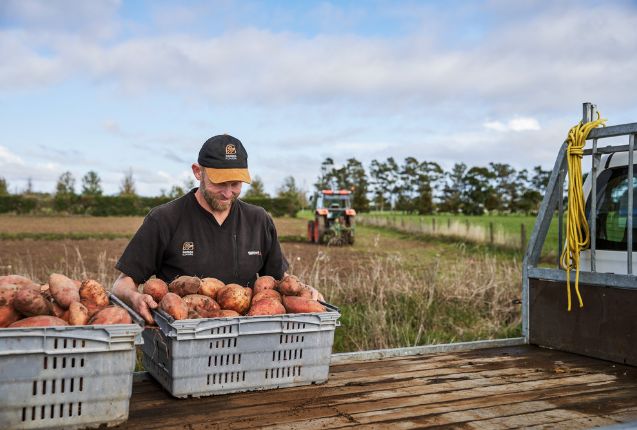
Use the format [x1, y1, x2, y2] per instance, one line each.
[0, 215, 425, 279]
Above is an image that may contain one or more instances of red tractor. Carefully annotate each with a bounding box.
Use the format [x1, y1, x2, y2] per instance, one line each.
[307, 190, 356, 245]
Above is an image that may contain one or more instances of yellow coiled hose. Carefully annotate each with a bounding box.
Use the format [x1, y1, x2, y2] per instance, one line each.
[559, 112, 607, 311]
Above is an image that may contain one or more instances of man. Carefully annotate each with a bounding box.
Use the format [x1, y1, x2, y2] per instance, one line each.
[112, 134, 321, 323]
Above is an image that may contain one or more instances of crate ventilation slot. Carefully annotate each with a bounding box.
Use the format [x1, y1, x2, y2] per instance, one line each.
[272, 349, 303, 362]
[209, 338, 238, 349]
[53, 338, 86, 349]
[43, 355, 85, 370]
[32, 377, 84, 396]
[280, 334, 304, 344]
[264, 365, 302, 380]
[210, 325, 233, 335]
[285, 322, 307, 330]
[208, 353, 241, 367]
[206, 371, 246, 385]
[22, 402, 83, 422]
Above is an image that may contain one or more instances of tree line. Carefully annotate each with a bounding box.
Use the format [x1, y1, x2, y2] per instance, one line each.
[0, 170, 306, 217]
[0, 158, 551, 216]
[313, 157, 551, 215]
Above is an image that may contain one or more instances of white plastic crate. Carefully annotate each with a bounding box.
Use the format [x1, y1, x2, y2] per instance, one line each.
[0, 296, 143, 430]
[141, 303, 340, 398]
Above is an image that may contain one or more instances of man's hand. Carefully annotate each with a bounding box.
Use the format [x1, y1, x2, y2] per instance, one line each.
[130, 293, 158, 325]
[112, 272, 158, 325]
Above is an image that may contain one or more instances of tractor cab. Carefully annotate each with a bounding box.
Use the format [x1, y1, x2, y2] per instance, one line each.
[308, 190, 356, 245]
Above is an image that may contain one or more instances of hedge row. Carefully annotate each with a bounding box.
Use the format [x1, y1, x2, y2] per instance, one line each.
[0, 195, 299, 217]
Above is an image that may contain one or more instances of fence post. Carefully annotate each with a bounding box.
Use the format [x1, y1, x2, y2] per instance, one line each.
[521, 223, 527, 251]
[447, 218, 451, 229]
[432, 218, 436, 233]
[465, 220, 470, 233]
[489, 222, 494, 244]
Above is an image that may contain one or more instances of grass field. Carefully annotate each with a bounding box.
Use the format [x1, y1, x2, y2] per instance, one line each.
[0, 214, 524, 353]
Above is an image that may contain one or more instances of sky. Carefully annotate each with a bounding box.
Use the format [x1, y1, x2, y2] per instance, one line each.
[2, 0, 637, 196]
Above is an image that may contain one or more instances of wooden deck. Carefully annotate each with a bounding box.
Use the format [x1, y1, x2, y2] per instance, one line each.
[119, 345, 637, 429]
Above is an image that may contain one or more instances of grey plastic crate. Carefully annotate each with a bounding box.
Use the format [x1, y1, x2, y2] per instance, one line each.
[142, 303, 340, 398]
[0, 295, 143, 430]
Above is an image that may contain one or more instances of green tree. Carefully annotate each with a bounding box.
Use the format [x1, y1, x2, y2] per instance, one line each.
[244, 176, 270, 198]
[55, 171, 76, 196]
[439, 163, 467, 213]
[0, 177, 8, 196]
[343, 158, 369, 212]
[81, 171, 103, 196]
[315, 158, 335, 191]
[489, 162, 517, 212]
[463, 166, 496, 215]
[277, 176, 305, 216]
[119, 168, 137, 197]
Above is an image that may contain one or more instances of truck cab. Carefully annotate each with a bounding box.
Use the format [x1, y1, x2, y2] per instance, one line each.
[582, 151, 637, 274]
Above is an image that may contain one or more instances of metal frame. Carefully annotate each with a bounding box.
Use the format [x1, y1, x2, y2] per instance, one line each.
[522, 103, 637, 339]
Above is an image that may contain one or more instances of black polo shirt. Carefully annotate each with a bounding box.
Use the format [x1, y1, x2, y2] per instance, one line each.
[115, 189, 288, 287]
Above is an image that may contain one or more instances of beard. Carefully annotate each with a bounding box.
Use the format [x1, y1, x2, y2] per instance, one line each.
[200, 185, 238, 212]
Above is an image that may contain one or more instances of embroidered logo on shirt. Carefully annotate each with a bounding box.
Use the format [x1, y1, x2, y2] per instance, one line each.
[247, 250, 261, 256]
[182, 242, 194, 256]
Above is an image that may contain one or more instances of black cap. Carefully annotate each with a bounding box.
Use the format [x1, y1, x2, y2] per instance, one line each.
[198, 135, 251, 184]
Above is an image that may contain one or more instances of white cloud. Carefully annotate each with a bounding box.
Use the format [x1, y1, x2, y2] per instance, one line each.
[484, 117, 540, 132]
[0, 145, 24, 164]
[2, 2, 637, 116]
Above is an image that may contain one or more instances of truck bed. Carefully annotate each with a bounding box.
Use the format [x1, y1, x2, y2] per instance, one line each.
[119, 345, 637, 429]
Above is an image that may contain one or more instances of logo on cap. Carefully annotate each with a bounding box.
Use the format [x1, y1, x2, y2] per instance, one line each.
[225, 144, 237, 160]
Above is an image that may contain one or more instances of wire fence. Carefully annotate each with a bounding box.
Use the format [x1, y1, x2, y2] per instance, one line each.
[358, 215, 528, 251]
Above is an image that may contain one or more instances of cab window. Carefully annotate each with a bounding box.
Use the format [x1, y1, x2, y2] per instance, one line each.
[591, 166, 637, 250]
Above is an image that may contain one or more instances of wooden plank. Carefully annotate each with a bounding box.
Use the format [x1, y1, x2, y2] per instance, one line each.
[125, 364, 624, 429]
[127, 352, 615, 420]
[119, 345, 637, 429]
[529, 278, 637, 366]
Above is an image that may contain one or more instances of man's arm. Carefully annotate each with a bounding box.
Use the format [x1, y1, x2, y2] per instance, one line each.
[112, 272, 158, 324]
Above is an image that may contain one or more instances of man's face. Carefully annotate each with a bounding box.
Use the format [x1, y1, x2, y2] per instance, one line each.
[199, 171, 242, 212]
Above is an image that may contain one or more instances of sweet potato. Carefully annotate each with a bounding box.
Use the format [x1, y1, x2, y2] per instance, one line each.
[68, 302, 89, 326]
[160, 292, 188, 320]
[297, 285, 314, 299]
[13, 286, 50, 317]
[252, 289, 282, 303]
[48, 273, 80, 309]
[278, 275, 303, 296]
[48, 300, 66, 318]
[0, 284, 18, 307]
[0, 305, 21, 327]
[169, 276, 202, 297]
[216, 284, 251, 315]
[282, 296, 326, 314]
[188, 309, 201, 319]
[9, 315, 68, 328]
[142, 278, 168, 303]
[208, 309, 241, 318]
[89, 306, 132, 325]
[247, 298, 286, 316]
[0, 275, 38, 289]
[80, 280, 109, 307]
[253, 276, 277, 294]
[78, 279, 109, 317]
[199, 277, 225, 300]
[183, 294, 220, 318]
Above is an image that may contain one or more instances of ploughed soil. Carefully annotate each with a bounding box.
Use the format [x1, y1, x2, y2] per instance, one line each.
[0, 216, 440, 284]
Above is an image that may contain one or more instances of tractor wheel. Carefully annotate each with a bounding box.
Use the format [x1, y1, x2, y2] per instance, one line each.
[307, 221, 315, 243]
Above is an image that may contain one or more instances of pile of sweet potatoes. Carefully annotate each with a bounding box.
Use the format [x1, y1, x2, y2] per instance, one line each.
[146, 275, 327, 321]
[0, 274, 132, 328]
